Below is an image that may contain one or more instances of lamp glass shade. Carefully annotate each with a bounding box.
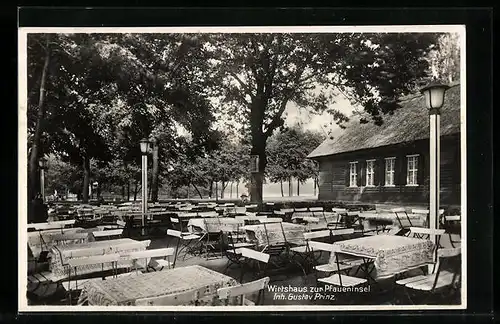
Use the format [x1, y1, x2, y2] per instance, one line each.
[38, 157, 47, 169]
[139, 138, 150, 154]
[421, 84, 449, 109]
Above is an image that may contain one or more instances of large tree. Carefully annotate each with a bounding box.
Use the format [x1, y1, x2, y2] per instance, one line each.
[205, 33, 440, 202]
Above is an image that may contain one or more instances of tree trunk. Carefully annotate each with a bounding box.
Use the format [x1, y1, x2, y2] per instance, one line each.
[121, 185, 125, 199]
[288, 177, 293, 197]
[280, 180, 284, 197]
[82, 156, 90, 203]
[215, 182, 219, 202]
[127, 181, 130, 201]
[209, 181, 213, 199]
[313, 176, 317, 196]
[236, 180, 239, 198]
[230, 182, 233, 198]
[249, 136, 266, 203]
[221, 181, 225, 199]
[151, 139, 159, 202]
[297, 178, 300, 196]
[28, 34, 51, 202]
[192, 184, 203, 199]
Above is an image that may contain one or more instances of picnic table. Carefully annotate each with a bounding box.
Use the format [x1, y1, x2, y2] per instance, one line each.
[332, 235, 435, 279]
[49, 238, 150, 281]
[242, 222, 305, 246]
[78, 265, 238, 306]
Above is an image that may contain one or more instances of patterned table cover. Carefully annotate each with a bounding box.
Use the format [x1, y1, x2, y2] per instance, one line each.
[360, 212, 426, 228]
[27, 227, 95, 259]
[49, 238, 150, 281]
[332, 235, 434, 278]
[243, 222, 305, 246]
[188, 218, 244, 233]
[79, 265, 238, 306]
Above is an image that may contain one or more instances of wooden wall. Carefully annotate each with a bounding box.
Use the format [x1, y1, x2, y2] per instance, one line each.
[315, 135, 461, 206]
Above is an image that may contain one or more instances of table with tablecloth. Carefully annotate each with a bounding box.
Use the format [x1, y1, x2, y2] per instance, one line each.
[27, 227, 102, 259]
[49, 238, 150, 281]
[78, 265, 239, 306]
[243, 222, 305, 246]
[332, 235, 435, 279]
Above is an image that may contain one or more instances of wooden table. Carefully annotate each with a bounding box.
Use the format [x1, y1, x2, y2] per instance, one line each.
[332, 235, 435, 279]
[188, 217, 244, 233]
[78, 265, 238, 306]
[49, 238, 150, 281]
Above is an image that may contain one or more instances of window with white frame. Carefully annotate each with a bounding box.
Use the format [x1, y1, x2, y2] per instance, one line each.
[385, 157, 396, 186]
[407, 155, 419, 185]
[366, 160, 375, 186]
[349, 162, 358, 187]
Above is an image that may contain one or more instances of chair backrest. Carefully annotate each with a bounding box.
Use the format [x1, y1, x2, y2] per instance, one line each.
[68, 247, 106, 259]
[126, 247, 174, 260]
[411, 209, 445, 215]
[92, 229, 123, 238]
[235, 207, 247, 214]
[294, 207, 308, 212]
[409, 227, 445, 237]
[260, 217, 282, 223]
[329, 228, 355, 236]
[217, 277, 270, 303]
[309, 207, 324, 212]
[331, 208, 347, 214]
[166, 229, 182, 238]
[48, 219, 76, 227]
[170, 217, 180, 223]
[280, 208, 294, 213]
[304, 230, 331, 240]
[391, 207, 407, 213]
[240, 247, 270, 263]
[308, 241, 335, 252]
[116, 220, 126, 227]
[273, 210, 286, 216]
[67, 253, 121, 267]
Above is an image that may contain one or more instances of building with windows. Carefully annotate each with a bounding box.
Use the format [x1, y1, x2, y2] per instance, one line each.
[307, 82, 461, 207]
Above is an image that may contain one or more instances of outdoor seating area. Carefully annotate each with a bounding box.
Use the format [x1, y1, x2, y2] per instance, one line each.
[26, 201, 462, 306]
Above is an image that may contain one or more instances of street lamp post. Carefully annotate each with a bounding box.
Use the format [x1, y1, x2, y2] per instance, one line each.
[420, 82, 450, 250]
[38, 156, 48, 203]
[140, 138, 151, 236]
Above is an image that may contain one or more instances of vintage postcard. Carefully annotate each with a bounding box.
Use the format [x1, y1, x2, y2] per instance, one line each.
[19, 25, 466, 312]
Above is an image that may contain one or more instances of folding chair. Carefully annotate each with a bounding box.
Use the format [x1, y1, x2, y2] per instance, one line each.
[126, 248, 175, 273]
[222, 228, 255, 274]
[166, 229, 201, 266]
[329, 208, 348, 229]
[390, 208, 414, 236]
[202, 218, 225, 259]
[440, 214, 461, 248]
[316, 245, 368, 304]
[309, 207, 327, 224]
[290, 230, 332, 277]
[395, 247, 461, 304]
[407, 227, 445, 274]
[217, 276, 270, 306]
[66, 253, 121, 305]
[237, 247, 271, 283]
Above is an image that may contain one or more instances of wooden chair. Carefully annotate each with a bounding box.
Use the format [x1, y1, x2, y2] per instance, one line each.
[290, 230, 332, 277]
[309, 207, 327, 223]
[440, 214, 461, 248]
[217, 276, 270, 306]
[395, 247, 461, 304]
[259, 217, 283, 224]
[126, 248, 175, 273]
[329, 208, 348, 229]
[316, 245, 368, 303]
[238, 247, 270, 283]
[166, 229, 201, 266]
[66, 253, 121, 305]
